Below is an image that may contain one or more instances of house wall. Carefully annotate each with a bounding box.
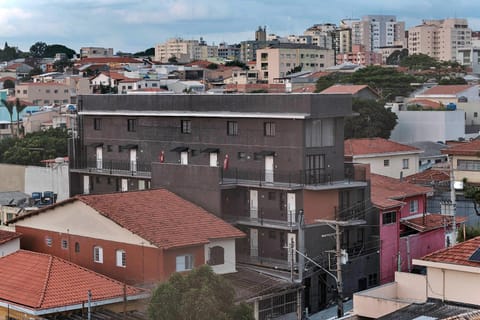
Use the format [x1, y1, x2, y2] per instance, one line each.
[0, 238, 19, 257]
[353, 153, 419, 179]
[399, 229, 445, 273]
[25, 163, 70, 201]
[204, 238, 237, 274]
[390, 110, 465, 144]
[15, 83, 71, 106]
[379, 207, 400, 284]
[303, 189, 339, 223]
[163, 245, 205, 278]
[0, 164, 25, 192]
[453, 154, 480, 184]
[426, 266, 480, 305]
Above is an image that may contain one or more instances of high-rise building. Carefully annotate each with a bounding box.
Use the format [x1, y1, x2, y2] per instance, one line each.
[408, 18, 472, 61]
[351, 15, 405, 52]
[303, 23, 337, 49]
[154, 38, 217, 63]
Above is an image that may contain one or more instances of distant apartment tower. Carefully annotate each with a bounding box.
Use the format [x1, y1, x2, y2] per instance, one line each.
[255, 26, 267, 42]
[240, 27, 271, 62]
[256, 43, 334, 83]
[218, 43, 241, 61]
[408, 18, 472, 61]
[351, 15, 405, 52]
[303, 23, 337, 49]
[80, 47, 114, 58]
[154, 38, 217, 63]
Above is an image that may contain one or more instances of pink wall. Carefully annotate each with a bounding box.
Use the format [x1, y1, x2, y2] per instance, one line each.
[379, 208, 400, 284]
[399, 229, 445, 272]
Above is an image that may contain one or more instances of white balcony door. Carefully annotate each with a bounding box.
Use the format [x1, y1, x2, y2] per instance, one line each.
[180, 151, 188, 165]
[265, 155, 274, 183]
[209, 152, 218, 167]
[249, 190, 258, 220]
[96, 146, 103, 169]
[83, 175, 90, 194]
[130, 148, 137, 172]
[250, 228, 258, 257]
[287, 193, 296, 225]
[287, 233, 297, 264]
[121, 178, 128, 192]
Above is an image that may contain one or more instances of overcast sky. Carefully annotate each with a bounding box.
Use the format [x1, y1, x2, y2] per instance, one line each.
[1, 0, 479, 54]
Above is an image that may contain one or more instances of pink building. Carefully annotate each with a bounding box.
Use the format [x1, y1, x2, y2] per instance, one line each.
[336, 44, 383, 66]
[371, 174, 450, 284]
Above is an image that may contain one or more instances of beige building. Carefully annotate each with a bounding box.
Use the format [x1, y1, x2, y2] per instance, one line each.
[80, 47, 114, 58]
[351, 15, 405, 52]
[154, 38, 217, 63]
[255, 44, 334, 83]
[408, 18, 472, 61]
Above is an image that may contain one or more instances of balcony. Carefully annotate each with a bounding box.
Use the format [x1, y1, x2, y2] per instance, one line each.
[224, 210, 299, 230]
[70, 159, 151, 178]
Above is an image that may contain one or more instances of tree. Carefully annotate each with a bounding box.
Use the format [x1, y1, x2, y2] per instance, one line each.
[314, 72, 349, 92]
[438, 77, 467, 85]
[29, 41, 48, 58]
[53, 58, 74, 72]
[168, 56, 178, 64]
[43, 44, 76, 59]
[148, 265, 254, 320]
[207, 63, 218, 70]
[344, 98, 398, 139]
[1, 99, 15, 136]
[15, 98, 27, 136]
[386, 49, 409, 65]
[225, 60, 247, 69]
[3, 79, 14, 89]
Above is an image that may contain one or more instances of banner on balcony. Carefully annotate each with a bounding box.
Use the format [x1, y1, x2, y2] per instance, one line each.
[223, 154, 229, 170]
[159, 150, 165, 163]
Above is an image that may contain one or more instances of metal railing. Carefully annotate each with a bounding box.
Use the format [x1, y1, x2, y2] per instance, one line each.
[70, 159, 151, 177]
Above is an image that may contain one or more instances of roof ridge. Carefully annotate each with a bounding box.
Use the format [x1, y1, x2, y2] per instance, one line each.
[37, 254, 54, 308]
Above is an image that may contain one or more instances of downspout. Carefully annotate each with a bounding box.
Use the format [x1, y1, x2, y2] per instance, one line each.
[406, 236, 411, 272]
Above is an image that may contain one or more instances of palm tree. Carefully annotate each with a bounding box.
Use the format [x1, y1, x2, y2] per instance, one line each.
[15, 98, 27, 136]
[1, 98, 15, 137]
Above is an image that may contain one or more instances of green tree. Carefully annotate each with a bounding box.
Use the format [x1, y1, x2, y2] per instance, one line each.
[399, 53, 438, 70]
[438, 77, 467, 85]
[15, 99, 27, 136]
[168, 56, 178, 64]
[386, 49, 409, 65]
[134, 48, 155, 57]
[53, 58, 74, 72]
[314, 72, 349, 92]
[3, 79, 14, 89]
[43, 44, 76, 59]
[1, 99, 15, 136]
[225, 60, 247, 69]
[148, 265, 254, 320]
[207, 63, 219, 70]
[345, 98, 398, 139]
[29, 41, 48, 58]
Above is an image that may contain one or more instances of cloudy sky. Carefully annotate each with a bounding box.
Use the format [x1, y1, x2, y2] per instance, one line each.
[1, 0, 479, 54]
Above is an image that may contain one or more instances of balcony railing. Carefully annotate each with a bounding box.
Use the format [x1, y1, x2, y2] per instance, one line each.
[224, 213, 299, 230]
[70, 159, 151, 178]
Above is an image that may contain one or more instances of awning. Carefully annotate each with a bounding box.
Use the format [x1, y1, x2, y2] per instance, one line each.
[90, 143, 104, 148]
[170, 146, 189, 152]
[255, 150, 275, 156]
[201, 148, 220, 153]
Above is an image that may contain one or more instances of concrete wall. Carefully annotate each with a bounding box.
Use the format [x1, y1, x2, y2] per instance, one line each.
[427, 266, 480, 305]
[0, 237, 19, 257]
[453, 155, 480, 184]
[204, 238, 237, 274]
[390, 110, 465, 143]
[25, 163, 70, 201]
[0, 164, 25, 192]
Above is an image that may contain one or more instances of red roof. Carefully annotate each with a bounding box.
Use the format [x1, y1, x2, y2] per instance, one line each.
[421, 85, 474, 96]
[292, 85, 316, 93]
[421, 236, 480, 267]
[0, 230, 21, 245]
[401, 213, 465, 232]
[407, 99, 443, 109]
[100, 71, 127, 80]
[62, 189, 244, 249]
[0, 250, 144, 311]
[80, 57, 142, 64]
[320, 84, 370, 95]
[370, 173, 433, 209]
[404, 169, 450, 185]
[344, 138, 421, 157]
[441, 139, 480, 156]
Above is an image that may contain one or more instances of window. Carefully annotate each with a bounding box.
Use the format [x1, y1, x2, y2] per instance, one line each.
[368, 273, 378, 286]
[107, 145, 113, 152]
[127, 119, 137, 132]
[384, 159, 390, 167]
[181, 120, 191, 134]
[238, 152, 247, 160]
[61, 239, 68, 249]
[475, 112, 478, 118]
[382, 211, 396, 225]
[93, 246, 103, 263]
[94, 118, 102, 130]
[410, 200, 419, 213]
[458, 159, 480, 171]
[227, 121, 238, 136]
[116, 249, 126, 267]
[75, 242, 80, 253]
[45, 236, 52, 247]
[176, 254, 194, 271]
[305, 119, 335, 147]
[208, 246, 224, 266]
[264, 122, 276, 136]
[402, 159, 409, 169]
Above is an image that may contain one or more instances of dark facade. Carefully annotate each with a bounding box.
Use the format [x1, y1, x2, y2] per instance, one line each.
[70, 93, 379, 315]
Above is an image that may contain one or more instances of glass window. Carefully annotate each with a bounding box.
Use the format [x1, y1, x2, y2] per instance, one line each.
[181, 120, 191, 134]
[75, 242, 80, 253]
[176, 254, 194, 271]
[61, 239, 68, 249]
[116, 249, 126, 267]
[382, 211, 396, 225]
[264, 122, 276, 137]
[93, 246, 103, 263]
[458, 159, 480, 171]
[127, 119, 137, 132]
[305, 119, 335, 147]
[384, 159, 390, 167]
[94, 118, 102, 130]
[402, 159, 409, 169]
[208, 246, 224, 266]
[227, 121, 238, 136]
[410, 200, 419, 213]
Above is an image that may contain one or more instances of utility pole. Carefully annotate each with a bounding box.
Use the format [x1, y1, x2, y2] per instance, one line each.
[450, 156, 457, 246]
[335, 223, 344, 318]
[87, 290, 92, 320]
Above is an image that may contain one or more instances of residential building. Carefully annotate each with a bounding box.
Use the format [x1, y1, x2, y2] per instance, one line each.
[370, 173, 448, 284]
[337, 19, 360, 54]
[457, 46, 480, 74]
[0, 230, 21, 257]
[80, 47, 114, 58]
[344, 138, 422, 178]
[69, 93, 379, 315]
[408, 19, 472, 61]
[12, 189, 244, 286]
[353, 236, 480, 319]
[320, 84, 380, 100]
[154, 38, 217, 63]
[441, 139, 480, 185]
[256, 44, 334, 83]
[336, 44, 383, 66]
[303, 23, 337, 49]
[406, 141, 450, 171]
[218, 42, 241, 61]
[0, 250, 147, 319]
[351, 15, 405, 52]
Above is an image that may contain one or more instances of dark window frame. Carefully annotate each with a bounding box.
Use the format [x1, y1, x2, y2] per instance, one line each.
[93, 118, 102, 130]
[127, 118, 137, 132]
[382, 211, 396, 225]
[264, 122, 276, 137]
[181, 120, 192, 134]
[227, 121, 238, 136]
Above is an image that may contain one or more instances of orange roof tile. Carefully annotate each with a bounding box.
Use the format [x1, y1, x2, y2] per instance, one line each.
[320, 84, 369, 95]
[0, 230, 21, 244]
[100, 71, 127, 80]
[370, 173, 433, 209]
[401, 213, 465, 232]
[344, 138, 422, 157]
[0, 250, 145, 312]
[80, 57, 142, 64]
[292, 85, 316, 93]
[407, 99, 443, 109]
[421, 236, 480, 267]
[421, 85, 474, 96]
[441, 139, 480, 156]
[75, 189, 245, 249]
[404, 169, 450, 185]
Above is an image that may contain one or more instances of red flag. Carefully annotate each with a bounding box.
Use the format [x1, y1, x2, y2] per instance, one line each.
[159, 150, 165, 163]
[223, 154, 229, 170]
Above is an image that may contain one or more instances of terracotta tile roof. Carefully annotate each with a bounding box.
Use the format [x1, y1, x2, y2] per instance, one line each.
[405, 169, 450, 185]
[344, 138, 422, 157]
[0, 230, 21, 244]
[98, 71, 127, 80]
[407, 98, 443, 109]
[80, 57, 142, 64]
[119, 78, 142, 83]
[370, 173, 433, 209]
[421, 236, 480, 267]
[0, 250, 145, 311]
[320, 84, 369, 95]
[0, 76, 16, 82]
[441, 139, 480, 156]
[75, 189, 245, 249]
[292, 85, 316, 93]
[421, 85, 474, 96]
[401, 213, 466, 232]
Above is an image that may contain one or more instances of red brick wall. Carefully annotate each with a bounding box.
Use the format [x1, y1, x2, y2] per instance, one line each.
[16, 226, 165, 285]
[163, 245, 205, 276]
